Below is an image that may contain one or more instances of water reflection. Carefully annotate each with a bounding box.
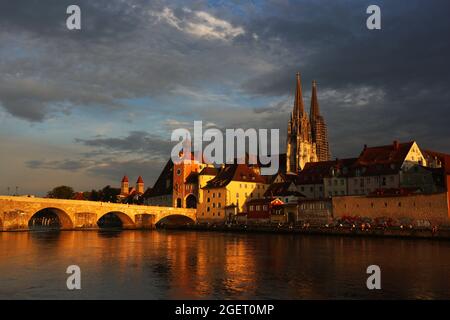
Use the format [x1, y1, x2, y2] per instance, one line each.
[0, 230, 449, 299]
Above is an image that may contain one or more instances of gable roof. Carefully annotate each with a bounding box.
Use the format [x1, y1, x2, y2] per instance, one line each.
[203, 163, 266, 189]
[347, 141, 415, 177]
[264, 181, 305, 197]
[356, 141, 414, 165]
[296, 158, 357, 184]
[145, 159, 173, 197]
[199, 167, 219, 176]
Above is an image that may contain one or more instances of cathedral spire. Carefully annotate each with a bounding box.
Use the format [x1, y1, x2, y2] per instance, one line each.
[294, 72, 305, 118]
[310, 80, 320, 120]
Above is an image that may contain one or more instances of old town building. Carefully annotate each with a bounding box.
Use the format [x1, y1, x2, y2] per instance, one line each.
[199, 163, 269, 223]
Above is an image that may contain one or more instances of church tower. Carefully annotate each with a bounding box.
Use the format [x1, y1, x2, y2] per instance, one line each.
[310, 80, 330, 161]
[286, 73, 318, 173]
[136, 176, 144, 194]
[121, 176, 129, 195]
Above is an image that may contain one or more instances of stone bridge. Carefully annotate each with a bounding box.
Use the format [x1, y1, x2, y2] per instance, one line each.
[0, 196, 196, 231]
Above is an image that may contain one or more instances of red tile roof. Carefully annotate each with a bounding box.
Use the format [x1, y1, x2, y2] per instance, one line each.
[136, 176, 144, 183]
[199, 167, 219, 176]
[296, 158, 357, 184]
[264, 181, 305, 198]
[121, 175, 129, 183]
[348, 141, 415, 177]
[355, 141, 414, 166]
[203, 163, 266, 189]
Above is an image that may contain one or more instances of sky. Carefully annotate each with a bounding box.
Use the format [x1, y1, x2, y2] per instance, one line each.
[1, 0, 449, 196]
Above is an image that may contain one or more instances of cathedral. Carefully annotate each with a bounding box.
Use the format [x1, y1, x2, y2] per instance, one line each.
[286, 73, 330, 172]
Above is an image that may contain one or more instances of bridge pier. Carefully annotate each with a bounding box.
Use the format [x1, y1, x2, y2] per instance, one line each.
[135, 214, 156, 229]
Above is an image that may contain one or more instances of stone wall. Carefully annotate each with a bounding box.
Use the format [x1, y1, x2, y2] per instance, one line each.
[332, 192, 449, 226]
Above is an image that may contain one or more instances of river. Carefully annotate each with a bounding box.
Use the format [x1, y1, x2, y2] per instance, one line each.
[0, 230, 449, 299]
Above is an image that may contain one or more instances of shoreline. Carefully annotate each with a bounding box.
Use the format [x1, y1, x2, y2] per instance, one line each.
[2, 224, 450, 240]
[167, 223, 450, 240]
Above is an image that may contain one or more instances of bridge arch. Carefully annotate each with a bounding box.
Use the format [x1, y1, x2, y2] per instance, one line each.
[97, 211, 135, 229]
[28, 207, 74, 230]
[156, 214, 195, 227]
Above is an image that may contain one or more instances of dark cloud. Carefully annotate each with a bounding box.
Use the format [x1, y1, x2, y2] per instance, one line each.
[75, 131, 172, 158]
[25, 159, 92, 171]
[86, 158, 165, 184]
[25, 156, 164, 189]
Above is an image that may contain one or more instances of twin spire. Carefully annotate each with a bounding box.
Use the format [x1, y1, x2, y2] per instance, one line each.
[293, 72, 321, 120]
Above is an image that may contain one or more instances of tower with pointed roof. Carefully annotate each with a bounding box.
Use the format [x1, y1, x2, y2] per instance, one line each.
[286, 73, 318, 172]
[121, 175, 129, 195]
[310, 80, 330, 161]
[136, 176, 145, 194]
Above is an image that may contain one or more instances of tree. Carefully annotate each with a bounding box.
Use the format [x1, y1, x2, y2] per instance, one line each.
[101, 185, 120, 203]
[47, 186, 75, 199]
[89, 189, 100, 201]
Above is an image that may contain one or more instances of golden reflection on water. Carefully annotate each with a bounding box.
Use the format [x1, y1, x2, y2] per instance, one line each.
[0, 231, 450, 299]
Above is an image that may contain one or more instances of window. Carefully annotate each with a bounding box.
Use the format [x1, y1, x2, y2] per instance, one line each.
[250, 193, 253, 198]
[384, 202, 388, 207]
[218, 212, 220, 216]
[212, 203, 216, 208]
[398, 202, 401, 207]
[256, 205, 261, 211]
[301, 186, 304, 191]
[310, 187, 313, 192]
[218, 203, 221, 208]
[212, 193, 215, 198]
[340, 179, 344, 186]
[263, 205, 268, 211]
[218, 193, 221, 198]
[334, 180, 338, 186]
[176, 168, 181, 176]
[236, 193, 239, 198]
[207, 207, 210, 212]
[285, 198, 289, 202]
[250, 205, 254, 211]
[207, 197, 210, 203]
[371, 203, 374, 208]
